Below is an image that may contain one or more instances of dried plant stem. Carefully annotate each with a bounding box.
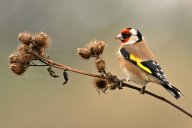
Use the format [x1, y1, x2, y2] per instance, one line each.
[36, 54, 192, 118]
[37, 55, 103, 79]
[29, 64, 49, 66]
[122, 84, 192, 118]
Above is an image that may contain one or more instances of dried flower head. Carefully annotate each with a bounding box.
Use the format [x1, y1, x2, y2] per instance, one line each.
[34, 32, 50, 48]
[77, 48, 92, 59]
[17, 44, 34, 63]
[37, 47, 46, 57]
[93, 78, 108, 90]
[95, 58, 105, 72]
[20, 53, 33, 64]
[9, 63, 28, 75]
[18, 32, 33, 45]
[9, 53, 20, 63]
[86, 40, 105, 55]
[9, 52, 32, 64]
[18, 43, 31, 52]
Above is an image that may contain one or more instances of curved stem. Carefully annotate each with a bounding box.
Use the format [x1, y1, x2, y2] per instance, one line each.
[122, 83, 192, 118]
[36, 54, 192, 118]
[29, 64, 49, 66]
[37, 55, 104, 79]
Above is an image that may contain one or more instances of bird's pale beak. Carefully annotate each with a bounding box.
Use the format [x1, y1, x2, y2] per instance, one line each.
[114, 34, 123, 41]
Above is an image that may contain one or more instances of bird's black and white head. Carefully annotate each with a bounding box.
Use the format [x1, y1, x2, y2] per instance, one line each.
[115, 28, 143, 45]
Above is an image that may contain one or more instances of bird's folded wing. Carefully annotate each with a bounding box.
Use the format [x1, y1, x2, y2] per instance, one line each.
[120, 47, 169, 84]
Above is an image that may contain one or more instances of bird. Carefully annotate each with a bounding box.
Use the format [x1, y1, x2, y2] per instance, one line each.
[115, 27, 182, 99]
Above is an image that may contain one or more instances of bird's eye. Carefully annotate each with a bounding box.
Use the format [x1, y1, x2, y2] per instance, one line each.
[122, 33, 132, 38]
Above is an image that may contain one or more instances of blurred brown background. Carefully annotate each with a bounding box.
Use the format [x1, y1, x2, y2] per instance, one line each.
[0, 0, 192, 128]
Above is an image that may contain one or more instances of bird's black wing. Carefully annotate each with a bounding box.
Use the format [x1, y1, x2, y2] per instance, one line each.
[120, 47, 169, 84]
[141, 60, 169, 84]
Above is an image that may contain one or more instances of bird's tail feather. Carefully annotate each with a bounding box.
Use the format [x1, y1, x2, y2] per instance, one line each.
[162, 84, 181, 99]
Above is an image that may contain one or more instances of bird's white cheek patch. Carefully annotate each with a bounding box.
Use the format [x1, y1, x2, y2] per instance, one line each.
[130, 28, 137, 35]
[129, 35, 139, 44]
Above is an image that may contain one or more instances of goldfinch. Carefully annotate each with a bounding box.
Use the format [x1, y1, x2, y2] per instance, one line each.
[115, 27, 181, 99]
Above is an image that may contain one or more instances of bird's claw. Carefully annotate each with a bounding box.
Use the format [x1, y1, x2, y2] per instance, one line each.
[140, 86, 146, 94]
[96, 87, 109, 95]
[117, 79, 126, 89]
[102, 87, 109, 94]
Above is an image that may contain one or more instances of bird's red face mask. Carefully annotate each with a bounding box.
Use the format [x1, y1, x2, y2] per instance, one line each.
[115, 28, 131, 44]
[115, 28, 142, 45]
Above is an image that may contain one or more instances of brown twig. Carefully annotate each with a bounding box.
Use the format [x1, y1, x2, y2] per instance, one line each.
[37, 55, 104, 79]
[122, 83, 192, 118]
[37, 55, 192, 118]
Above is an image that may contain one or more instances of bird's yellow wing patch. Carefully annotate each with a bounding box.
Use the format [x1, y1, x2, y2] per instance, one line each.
[130, 54, 152, 74]
[130, 54, 140, 62]
[137, 62, 152, 74]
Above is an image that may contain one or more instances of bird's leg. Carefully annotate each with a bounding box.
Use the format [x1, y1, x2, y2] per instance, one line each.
[140, 85, 146, 94]
[96, 89, 101, 95]
[118, 79, 127, 89]
[102, 87, 109, 94]
[118, 78, 131, 89]
[100, 70, 107, 77]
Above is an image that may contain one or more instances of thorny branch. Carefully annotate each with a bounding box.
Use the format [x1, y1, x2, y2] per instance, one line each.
[8, 31, 192, 118]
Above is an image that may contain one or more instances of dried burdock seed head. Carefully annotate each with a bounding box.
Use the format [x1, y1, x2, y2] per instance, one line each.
[93, 78, 107, 90]
[18, 44, 31, 53]
[18, 52, 33, 64]
[77, 48, 92, 59]
[9, 52, 33, 64]
[9, 53, 20, 63]
[18, 31, 33, 45]
[34, 32, 50, 48]
[37, 47, 46, 57]
[94, 40, 105, 54]
[86, 40, 105, 55]
[10, 63, 28, 75]
[95, 58, 105, 72]
[17, 44, 34, 63]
